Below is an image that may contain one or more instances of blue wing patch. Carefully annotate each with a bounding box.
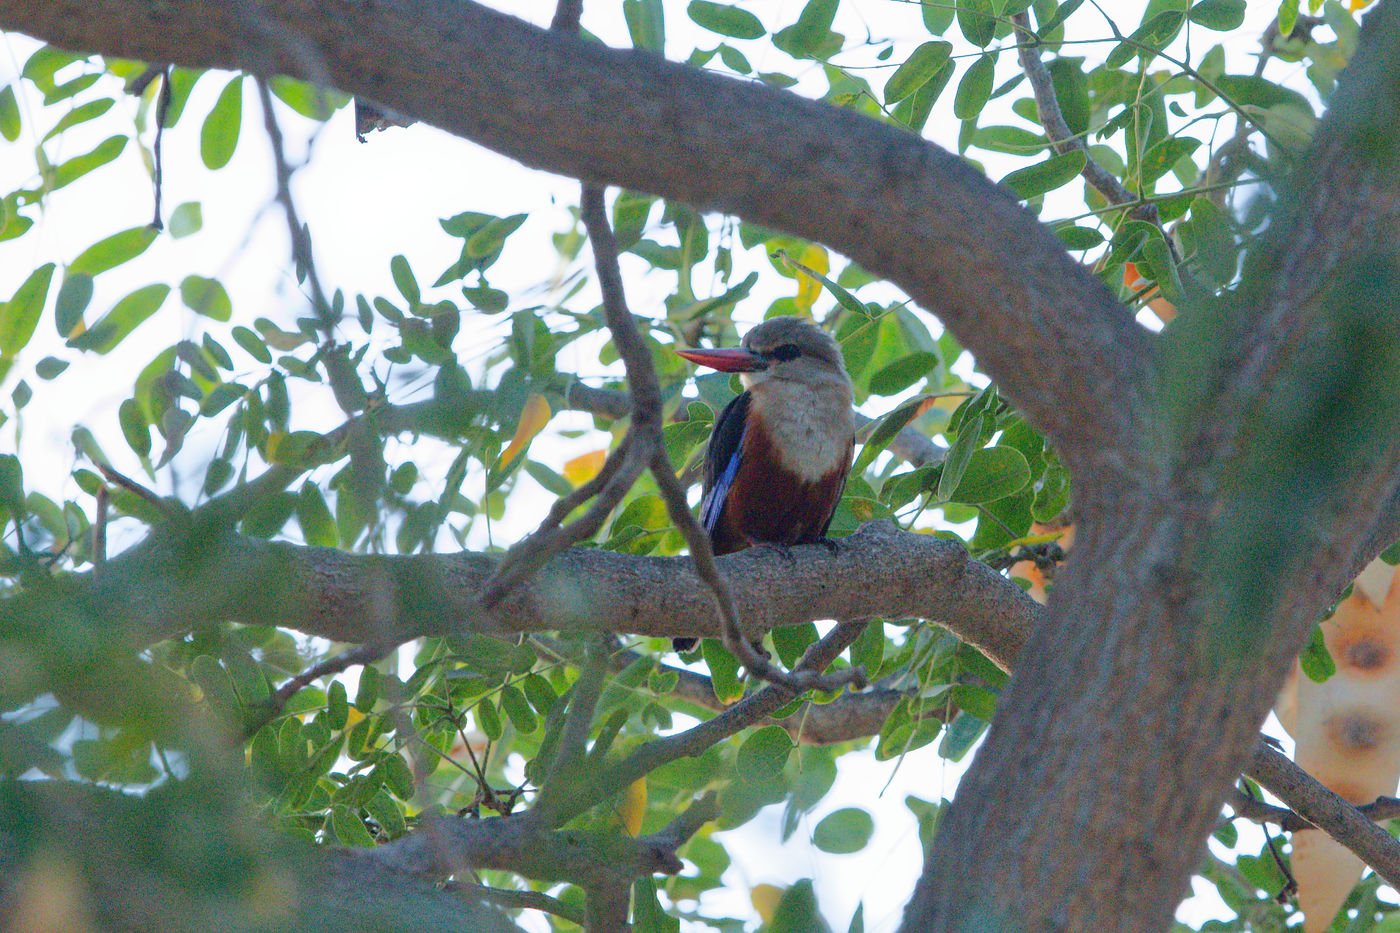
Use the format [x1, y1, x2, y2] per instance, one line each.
[701, 431, 743, 533]
[699, 390, 752, 535]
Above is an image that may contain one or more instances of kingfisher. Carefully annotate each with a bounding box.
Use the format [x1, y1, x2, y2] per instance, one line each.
[672, 316, 855, 652]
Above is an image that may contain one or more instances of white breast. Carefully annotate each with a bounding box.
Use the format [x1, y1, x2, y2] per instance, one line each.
[750, 378, 854, 481]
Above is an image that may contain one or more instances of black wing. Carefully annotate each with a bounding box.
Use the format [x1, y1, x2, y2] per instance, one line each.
[699, 390, 751, 535]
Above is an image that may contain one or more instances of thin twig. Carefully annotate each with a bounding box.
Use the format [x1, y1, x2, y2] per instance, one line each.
[479, 433, 647, 607]
[254, 78, 336, 332]
[1245, 743, 1400, 890]
[552, 622, 868, 825]
[244, 642, 392, 737]
[1011, 13, 1156, 226]
[96, 464, 170, 511]
[92, 484, 107, 580]
[533, 637, 609, 823]
[1009, 9, 1189, 277]
[150, 67, 172, 230]
[1230, 786, 1400, 833]
[584, 881, 631, 933]
[446, 882, 587, 925]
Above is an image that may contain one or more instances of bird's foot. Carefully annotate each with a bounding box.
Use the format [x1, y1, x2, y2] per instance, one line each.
[755, 542, 796, 561]
[815, 536, 849, 556]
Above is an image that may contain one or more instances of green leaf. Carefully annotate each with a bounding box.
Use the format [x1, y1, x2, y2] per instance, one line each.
[331, 807, 376, 847]
[72, 284, 170, 354]
[232, 325, 272, 363]
[35, 356, 68, 379]
[1188, 0, 1246, 31]
[1055, 225, 1105, 250]
[949, 446, 1031, 504]
[0, 263, 55, 356]
[462, 284, 509, 313]
[972, 125, 1049, 154]
[389, 254, 420, 306]
[812, 808, 874, 854]
[464, 214, 527, 259]
[868, 351, 939, 396]
[938, 413, 983, 501]
[623, 0, 666, 52]
[0, 85, 19, 142]
[200, 77, 243, 170]
[168, 202, 203, 239]
[854, 396, 928, 475]
[1001, 150, 1086, 199]
[957, 0, 996, 47]
[53, 135, 127, 189]
[775, 0, 839, 58]
[179, 275, 232, 321]
[633, 878, 681, 933]
[688, 1, 765, 39]
[1180, 196, 1237, 284]
[884, 41, 952, 104]
[42, 98, 114, 142]
[0, 454, 23, 518]
[499, 684, 538, 733]
[1277, 0, 1299, 36]
[1139, 136, 1200, 185]
[1299, 623, 1335, 683]
[922, 1, 955, 34]
[296, 484, 337, 547]
[953, 53, 995, 121]
[736, 725, 792, 784]
[770, 880, 833, 933]
[1037, 0, 1085, 37]
[268, 76, 342, 120]
[477, 696, 502, 740]
[54, 273, 92, 338]
[1213, 75, 1312, 114]
[70, 225, 158, 277]
[1106, 11, 1184, 69]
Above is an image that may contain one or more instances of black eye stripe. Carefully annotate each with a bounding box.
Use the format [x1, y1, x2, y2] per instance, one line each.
[767, 343, 801, 362]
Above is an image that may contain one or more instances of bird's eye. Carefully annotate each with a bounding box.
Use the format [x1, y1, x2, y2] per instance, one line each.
[769, 343, 801, 362]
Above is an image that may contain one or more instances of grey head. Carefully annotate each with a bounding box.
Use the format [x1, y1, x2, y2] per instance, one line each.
[738, 316, 850, 391]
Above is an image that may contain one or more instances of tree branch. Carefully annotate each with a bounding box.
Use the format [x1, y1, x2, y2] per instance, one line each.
[36, 519, 1034, 667]
[1245, 744, 1400, 889]
[0, 0, 1152, 479]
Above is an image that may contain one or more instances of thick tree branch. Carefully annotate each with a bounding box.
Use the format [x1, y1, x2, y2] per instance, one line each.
[36, 519, 1033, 668]
[0, 0, 1151, 479]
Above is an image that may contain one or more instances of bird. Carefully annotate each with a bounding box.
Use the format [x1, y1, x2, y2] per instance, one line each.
[671, 316, 855, 652]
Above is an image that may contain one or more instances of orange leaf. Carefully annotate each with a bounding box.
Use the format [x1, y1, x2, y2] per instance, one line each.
[563, 449, 608, 487]
[499, 393, 551, 469]
[751, 884, 785, 923]
[619, 777, 647, 836]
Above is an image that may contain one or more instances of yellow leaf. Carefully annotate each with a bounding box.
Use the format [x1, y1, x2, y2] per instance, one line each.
[751, 884, 785, 923]
[264, 430, 287, 462]
[499, 393, 551, 469]
[563, 449, 608, 487]
[619, 777, 647, 836]
[793, 244, 829, 313]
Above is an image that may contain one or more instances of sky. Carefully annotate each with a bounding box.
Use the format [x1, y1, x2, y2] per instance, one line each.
[0, 0, 1342, 930]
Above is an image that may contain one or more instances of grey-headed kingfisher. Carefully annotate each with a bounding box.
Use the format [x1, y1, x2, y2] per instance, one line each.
[672, 316, 855, 652]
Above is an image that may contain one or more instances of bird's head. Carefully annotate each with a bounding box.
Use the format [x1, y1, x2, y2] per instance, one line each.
[676, 316, 849, 392]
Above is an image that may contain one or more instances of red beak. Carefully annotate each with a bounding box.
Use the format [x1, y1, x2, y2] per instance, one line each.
[675, 346, 767, 373]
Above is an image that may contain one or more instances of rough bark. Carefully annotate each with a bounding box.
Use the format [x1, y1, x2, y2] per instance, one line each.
[0, 0, 1151, 480]
[13, 519, 1037, 662]
[4, 1, 1400, 931]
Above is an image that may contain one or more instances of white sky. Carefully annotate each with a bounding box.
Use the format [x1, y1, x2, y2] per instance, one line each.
[0, 0, 1341, 930]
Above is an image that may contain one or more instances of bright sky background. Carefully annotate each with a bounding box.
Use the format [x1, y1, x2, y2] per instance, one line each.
[0, 0, 1337, 930]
